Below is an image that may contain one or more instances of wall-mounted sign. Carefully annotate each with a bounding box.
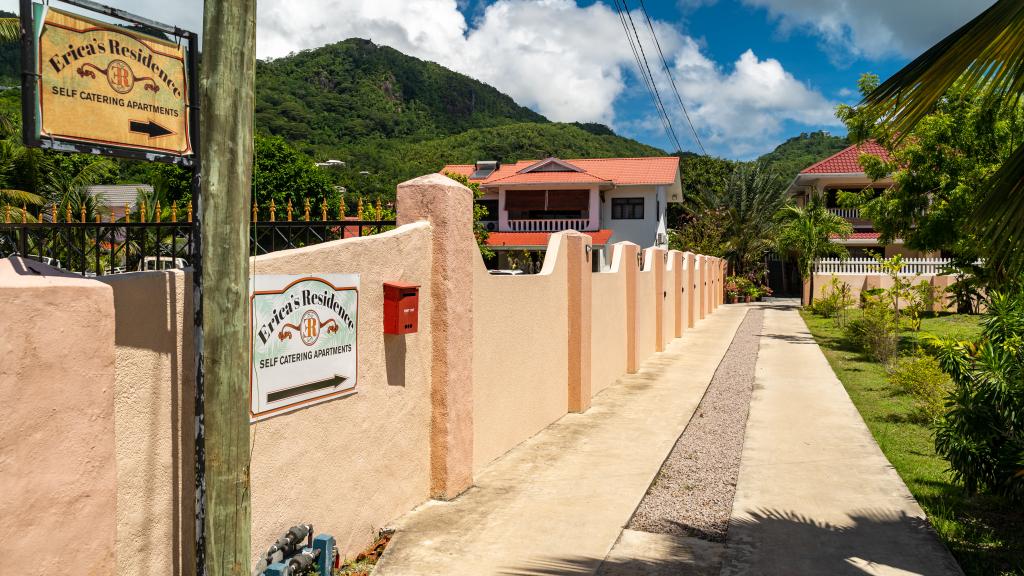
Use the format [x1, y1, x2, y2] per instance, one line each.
[250, 274, 359, 421]
[24, 3, 193, 160]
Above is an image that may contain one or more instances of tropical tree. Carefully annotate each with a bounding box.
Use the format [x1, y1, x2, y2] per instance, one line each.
[856, 0, 1024, 275]
[674, 161, 787, 279]
[777, 193, 853, 303]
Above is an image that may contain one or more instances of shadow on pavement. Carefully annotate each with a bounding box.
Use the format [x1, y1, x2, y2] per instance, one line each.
[499, 507, 960, 576]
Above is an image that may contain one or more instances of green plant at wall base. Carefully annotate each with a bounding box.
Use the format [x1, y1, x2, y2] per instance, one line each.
[811, 275, 852, 323]
[889, 354, 954, 423]
[930, 286, 1024, 502]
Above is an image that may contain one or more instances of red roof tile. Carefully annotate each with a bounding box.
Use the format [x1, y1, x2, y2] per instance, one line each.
[801, 140, 891, 174]
[485, 230, 614, 247]
[443, 157, 679, 187]
[831, 232, 881, 240]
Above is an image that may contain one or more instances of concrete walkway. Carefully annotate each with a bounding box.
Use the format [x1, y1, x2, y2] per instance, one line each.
[720, 303, 963, 576]
[374, 305, 749, 576]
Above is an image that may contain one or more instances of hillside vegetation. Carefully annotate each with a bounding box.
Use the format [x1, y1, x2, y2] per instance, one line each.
[756, 131, 849, 183]
[254, 39, 666, 197]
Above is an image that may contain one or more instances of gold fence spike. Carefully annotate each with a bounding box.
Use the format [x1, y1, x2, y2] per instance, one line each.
[171, 202, 178, 223]
[187, 203, 193, 223]
[51, 204, 57, 222]
[269, 199, 277, 222]
[66, 206, 72, 223]
[155, 201, 162, 223]
[80, 204, 86, 223]
[252, 202, 258, 223]
[304, 199, 310, 222]
[140, 201, 147, 223]
[287, 200, 293, 222]
[95, 212, 101, 223]
[21, 204, 27, 223]
[321, 198, 328, 221]
[125, 204, 131, 223]
[357, 197, 363, 220]
[339, 199, 346, 219]
[375, 198, 382, 218]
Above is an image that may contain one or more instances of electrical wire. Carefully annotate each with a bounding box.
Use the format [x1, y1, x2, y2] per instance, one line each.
[611, 0, 684, 153]
[638, 0, 707, 155]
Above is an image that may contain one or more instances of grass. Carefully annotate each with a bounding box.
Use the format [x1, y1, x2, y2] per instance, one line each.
[800, 309, 1024, 576]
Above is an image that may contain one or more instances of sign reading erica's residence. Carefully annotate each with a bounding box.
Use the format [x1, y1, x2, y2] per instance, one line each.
[250, 275, 359, 421]
[29, 5, 192, 156]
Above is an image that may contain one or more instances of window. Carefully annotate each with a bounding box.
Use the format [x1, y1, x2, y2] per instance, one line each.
[611, 197, 644, 219]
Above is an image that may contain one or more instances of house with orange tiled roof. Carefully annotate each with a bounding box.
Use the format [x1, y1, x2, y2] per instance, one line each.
[442, 156, 682, 270]
[784, 140, 935, 260]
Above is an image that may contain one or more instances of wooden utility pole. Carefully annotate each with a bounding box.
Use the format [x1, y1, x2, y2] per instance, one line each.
[196, 1, 255, 575]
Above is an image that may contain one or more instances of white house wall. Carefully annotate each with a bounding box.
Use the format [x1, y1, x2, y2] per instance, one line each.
[601, 185, 662, 249]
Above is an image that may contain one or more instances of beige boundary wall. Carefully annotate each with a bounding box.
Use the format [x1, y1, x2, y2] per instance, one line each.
[0, 174, 726, 575]
[811, 272, 958, 311]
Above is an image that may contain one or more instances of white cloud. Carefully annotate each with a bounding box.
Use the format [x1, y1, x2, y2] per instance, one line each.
[2, 0, 842, 157]
[659, 38, 840, 157]
[743, 0, 992, 61]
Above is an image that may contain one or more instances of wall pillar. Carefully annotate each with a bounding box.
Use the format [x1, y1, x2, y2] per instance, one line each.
[623, 243, 640, 373]
[566, 232, 593, 412]
[0, 258, 117, 576]
[397, 174, 475, 499]
[651, 247, 666, 352]
[685, 252, 696, 328]
[698, 256, 707, 321]
[670, 251, 683, 337]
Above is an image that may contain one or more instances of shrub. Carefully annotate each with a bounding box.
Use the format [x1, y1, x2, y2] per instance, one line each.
[889, 354, 952, 423]
[846, 294, 900, 366]
[812, 275, 853, 322]
[931, 287, 1024, 501]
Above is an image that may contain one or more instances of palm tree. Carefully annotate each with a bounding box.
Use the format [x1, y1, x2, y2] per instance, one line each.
[858, 0, 1024, 275]
[687, 161, 787, 278]
[0, 19, 17, 44]
[777, 194, 853, 304]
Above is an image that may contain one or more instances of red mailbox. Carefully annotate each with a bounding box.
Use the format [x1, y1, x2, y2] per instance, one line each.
[383, 281, 420, 334]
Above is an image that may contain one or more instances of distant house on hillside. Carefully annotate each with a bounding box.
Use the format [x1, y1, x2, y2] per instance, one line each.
[784, 140, 937, 259]
[442, 156, 682, 270]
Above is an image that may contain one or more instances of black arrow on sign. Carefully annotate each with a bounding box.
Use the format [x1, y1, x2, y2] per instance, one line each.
[129, 120, 174, 138]
[266, 375, 349, 403]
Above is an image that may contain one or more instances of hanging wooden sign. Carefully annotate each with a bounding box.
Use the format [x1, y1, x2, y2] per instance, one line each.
[22, 2, 195, 162]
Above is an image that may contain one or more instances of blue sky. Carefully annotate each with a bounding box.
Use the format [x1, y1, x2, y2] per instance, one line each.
[6, 0, 992, 159]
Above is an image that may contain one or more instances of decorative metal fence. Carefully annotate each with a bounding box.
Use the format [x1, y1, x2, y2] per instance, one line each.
[0, 218, 396, 276]
[814, 257, 956, 276]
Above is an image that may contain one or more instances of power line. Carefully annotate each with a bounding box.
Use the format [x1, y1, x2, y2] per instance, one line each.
[611, 0, 683, 153]
[638, 0, 707, 156]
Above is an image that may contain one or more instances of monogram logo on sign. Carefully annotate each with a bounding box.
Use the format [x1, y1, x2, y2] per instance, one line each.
[277, 309, 339, 346]
[76, 60, 160, 94]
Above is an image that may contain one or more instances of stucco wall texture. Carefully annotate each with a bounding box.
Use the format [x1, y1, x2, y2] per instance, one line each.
[1, 175, 727, 576]
[812, 273, 958, 311]
[472, 234, 570, 472]
[591, 246, 628, 397]
[0, 257, 118, 576]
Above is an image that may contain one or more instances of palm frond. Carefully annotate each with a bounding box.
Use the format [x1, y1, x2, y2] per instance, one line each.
[0, 188, 44, 206]
[976, 145, 1024, 277]
[860, 0, 1024, 142]
[0, 18, 19, 44]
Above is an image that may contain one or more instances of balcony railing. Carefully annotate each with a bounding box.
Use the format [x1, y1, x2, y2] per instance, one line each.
[507, 218, 589, 232]
[827, 208, 861, 219]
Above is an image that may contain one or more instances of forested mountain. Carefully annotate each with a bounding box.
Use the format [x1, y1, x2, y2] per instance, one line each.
[254, 38, 666, 197]
[756, 131, 849, 184]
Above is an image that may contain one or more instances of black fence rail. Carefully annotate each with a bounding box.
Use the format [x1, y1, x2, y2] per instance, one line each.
[0, 220, 397, 276]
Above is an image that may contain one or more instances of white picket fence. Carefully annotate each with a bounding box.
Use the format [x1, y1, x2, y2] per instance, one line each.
[814, 257, 954, 276]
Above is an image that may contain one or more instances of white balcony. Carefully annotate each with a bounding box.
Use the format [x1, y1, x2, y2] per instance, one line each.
[507, 218, 590, 232]
[828, 208, 861, 219]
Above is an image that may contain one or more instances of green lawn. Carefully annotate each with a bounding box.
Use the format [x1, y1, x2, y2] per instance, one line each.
[800, 309, 1024, 576]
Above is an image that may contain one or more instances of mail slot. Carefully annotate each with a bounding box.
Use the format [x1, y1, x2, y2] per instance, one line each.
[383, 281, 420, 334]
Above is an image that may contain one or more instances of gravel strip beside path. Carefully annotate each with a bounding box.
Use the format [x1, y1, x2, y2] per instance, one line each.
[627, 307, 763, 542]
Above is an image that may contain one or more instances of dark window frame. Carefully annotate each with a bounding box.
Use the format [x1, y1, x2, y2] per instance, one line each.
[611, 197, 644, 220]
